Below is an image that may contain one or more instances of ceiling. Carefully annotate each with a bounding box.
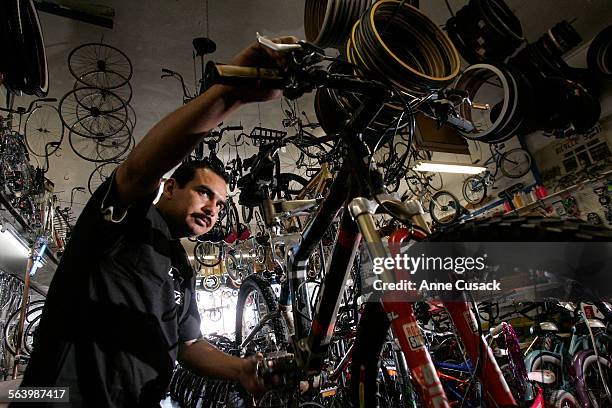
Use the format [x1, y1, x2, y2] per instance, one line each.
[12, 0, 612, 216]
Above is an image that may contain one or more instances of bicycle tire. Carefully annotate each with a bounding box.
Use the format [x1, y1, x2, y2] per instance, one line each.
[427, 172, 444, 191]
[351, 216, 612, 408]
[273, 173, 308, 201]
[579, 351, 612, 408]
[69, 121, 131, 163]
[1, 0, 48, 96]
[224, 200, 240, 239]
[3, 300, 45, 357]
[59, 87, 128, 139]
[235, 274, 287, 355]
[500, 148, 532, 179]
[549, 390, 581, 408]
[224, 253, 244, 285]
[194, 241, 222, 268]
[24, 104, 64, 158]
[462, 176, 487, 205]
[87, 161, 119, 195]
[68, 43, 133, 88]
[242, 205, 254, 224]
[429, 190, 461, 226]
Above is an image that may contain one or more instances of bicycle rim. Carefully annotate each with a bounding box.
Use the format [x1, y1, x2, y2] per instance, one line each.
[500, 148, 532, 178]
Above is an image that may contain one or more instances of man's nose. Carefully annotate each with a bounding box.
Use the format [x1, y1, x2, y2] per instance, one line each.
[202, 199, 219, 217]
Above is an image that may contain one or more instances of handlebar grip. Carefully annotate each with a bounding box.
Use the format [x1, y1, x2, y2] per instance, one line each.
[161, 68, 174, 74]
[224, 125, 243, 131]
[204, 61, 285, 89]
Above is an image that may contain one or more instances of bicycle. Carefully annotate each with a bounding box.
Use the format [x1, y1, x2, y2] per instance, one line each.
[205, 34, 612, 408]
[462, 143, 533, 205]
[402, 170, 462, 226]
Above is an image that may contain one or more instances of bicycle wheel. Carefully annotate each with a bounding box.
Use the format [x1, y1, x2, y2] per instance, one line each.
[549, 390, 581, 408]
[426, 172, 444, 191]
[24, 104, 64, 157]
[273, 173, 308, 200]
[194, 241, 222, 267]
[581, 351, 612, 408]
[462, 176, 487, 205]
[235, 274, 287, 355]
[500, 148, 532, 178]
[74, 71, 133, 104]
[429, 190, 461, 226]
[3, 299, 45, 357]
[59, 87, 128, 138]
[242, 205, 254, 224]
[224, 253, 245, 285]
[350, 301, 399, 408]
[69, 121, 131, 162]
[68, 43, 133, 88]
[87, 161, 119, 195]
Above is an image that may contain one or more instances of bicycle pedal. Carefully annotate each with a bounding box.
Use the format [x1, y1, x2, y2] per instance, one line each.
[257, 351, 298, 389]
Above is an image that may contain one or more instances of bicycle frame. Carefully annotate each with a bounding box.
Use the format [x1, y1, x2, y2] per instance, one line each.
[383, 228, 517, 407]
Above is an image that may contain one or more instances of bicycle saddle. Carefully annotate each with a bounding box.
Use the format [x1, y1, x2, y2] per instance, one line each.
[192, 37, 216, 56]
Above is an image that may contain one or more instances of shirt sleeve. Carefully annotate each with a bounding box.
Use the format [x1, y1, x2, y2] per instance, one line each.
[99, 170, 157, 224]
[178, 276, 202, 342]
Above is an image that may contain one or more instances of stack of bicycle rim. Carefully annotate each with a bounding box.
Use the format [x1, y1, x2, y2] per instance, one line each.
[316, 0, 460, 145]
[0, 0, 48, 96]
[304, 0, 371, 49]
[453, 64, 535, 143]
[507, 21, 601, 135]
[59, 43, 136, 163]
[587, 24, 612, 79]
[509, 20, 583, 82]
[445, 0, 524, 63]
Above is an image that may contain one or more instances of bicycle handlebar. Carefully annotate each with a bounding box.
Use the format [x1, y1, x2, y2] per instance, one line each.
[0, 98, 57, 115]
[204, 61, 389, 100]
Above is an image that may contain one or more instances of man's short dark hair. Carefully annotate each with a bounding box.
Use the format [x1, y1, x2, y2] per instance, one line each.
[170, 157, 228, 187]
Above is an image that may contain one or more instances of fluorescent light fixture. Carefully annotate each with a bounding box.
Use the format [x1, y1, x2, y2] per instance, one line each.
[413, 161, 486, 175]
[0, 227, 30, 258]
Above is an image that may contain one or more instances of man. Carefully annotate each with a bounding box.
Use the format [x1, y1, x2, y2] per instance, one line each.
[18, 36, 297, 407]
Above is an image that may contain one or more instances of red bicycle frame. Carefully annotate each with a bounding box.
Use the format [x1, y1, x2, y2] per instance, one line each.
[379, 228, 517, 407]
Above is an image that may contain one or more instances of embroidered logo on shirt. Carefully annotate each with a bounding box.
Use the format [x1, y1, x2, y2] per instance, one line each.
[174, 290, 184, 305]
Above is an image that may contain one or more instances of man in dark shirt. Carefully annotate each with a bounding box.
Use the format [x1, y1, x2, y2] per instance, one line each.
[18, 36, 296, 407]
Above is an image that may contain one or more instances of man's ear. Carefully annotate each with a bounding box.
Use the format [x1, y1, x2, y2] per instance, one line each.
[163, 178, 177, 199]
